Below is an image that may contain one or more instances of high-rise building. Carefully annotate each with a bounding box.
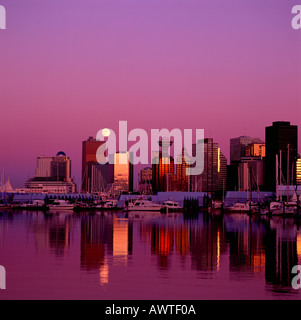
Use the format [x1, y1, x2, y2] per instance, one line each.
[230, 136, 262, 164]
[265, 121, 298, 191]
[176, 148, 191, 191]
[111, 151, 133, 195]
[152, 138, 175, 193]
[191, 138, 225, 194]
[138, 167, 152, 193]
[82, 137, 105, 193]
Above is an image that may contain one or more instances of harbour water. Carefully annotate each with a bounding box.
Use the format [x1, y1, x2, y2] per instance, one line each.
[0, 209, 301, 300]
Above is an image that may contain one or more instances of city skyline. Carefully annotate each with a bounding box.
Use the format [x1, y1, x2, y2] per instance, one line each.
[0, 0, 301, 188]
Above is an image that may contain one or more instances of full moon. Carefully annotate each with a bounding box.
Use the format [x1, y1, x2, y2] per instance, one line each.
[102, 128, 111, 137]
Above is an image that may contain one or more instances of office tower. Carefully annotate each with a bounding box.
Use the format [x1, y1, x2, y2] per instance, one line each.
[111, 151, 133, 195]
[82, 137, 105, 193]
[152, 138, 175, 193]
[265, 121, 298, 191]
[138, 167, 152, 193]
[191, 138, 221, 194]
[230, 136, 262, 164]
[176, 148, 191, 191]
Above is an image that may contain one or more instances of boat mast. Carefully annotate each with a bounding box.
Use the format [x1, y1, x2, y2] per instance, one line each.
[287, 144, 290, 202]
[276, 154, 279, 200]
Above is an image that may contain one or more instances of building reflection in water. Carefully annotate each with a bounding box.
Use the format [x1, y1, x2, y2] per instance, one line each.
[80, 211, 301, 293]
[190, 215, 226, 273]
[265, 220, 298, 293]
[80, 213, 133, 285]
[32, 212, 72, 257]
[80, 214, 113, 287]
[113, 217, 130, 266]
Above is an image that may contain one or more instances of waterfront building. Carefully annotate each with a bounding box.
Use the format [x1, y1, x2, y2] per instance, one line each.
[82, 136, 105, 193]
[265, 121, 298, 191]
[25, 151, 77, 193]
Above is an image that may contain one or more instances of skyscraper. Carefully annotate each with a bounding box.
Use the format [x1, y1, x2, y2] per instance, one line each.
[265, 121, 298, 191]
[191, 138, 224, 194]
[81, 137, 105, 193]
[111, 151, 133, 195]
[152, 138, 175, 193]
[176, 148, 191, 191]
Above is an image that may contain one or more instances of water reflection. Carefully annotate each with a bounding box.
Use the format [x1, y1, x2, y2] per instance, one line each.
[1, 209, 301, 298]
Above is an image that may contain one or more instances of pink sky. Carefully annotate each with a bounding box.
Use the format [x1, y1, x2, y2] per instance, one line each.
[0, 0, 300, 188]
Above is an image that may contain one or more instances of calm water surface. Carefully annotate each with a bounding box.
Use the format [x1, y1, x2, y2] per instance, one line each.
[1, 209, 301, 300]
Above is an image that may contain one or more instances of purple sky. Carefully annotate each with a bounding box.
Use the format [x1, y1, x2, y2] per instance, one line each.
[0, 0, 300, 188]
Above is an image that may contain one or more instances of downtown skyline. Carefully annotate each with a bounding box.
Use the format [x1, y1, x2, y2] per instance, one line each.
[0, 0, 300, 188]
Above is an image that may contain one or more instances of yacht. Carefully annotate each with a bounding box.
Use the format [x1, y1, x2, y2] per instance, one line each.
[124, 199, 162, 212]
[49, 199, 75, 211]
[161, 200, 182, 212]
[102, 199, 118, 209]
[225, 202, 250, 213]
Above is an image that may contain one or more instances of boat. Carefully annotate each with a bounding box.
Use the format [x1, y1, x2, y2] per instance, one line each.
[124, 198, 162, 212]
[211, 200, 223, 209]
[102, 199, 118, 209]
[260, 201, 297, 216]
[225, 202, 250, 213]
[161, 200, 182, 212]
[18, 200, 49, 211]
[49, 199, 75, 211]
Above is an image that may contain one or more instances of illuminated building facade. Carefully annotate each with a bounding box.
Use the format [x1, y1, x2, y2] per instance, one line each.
[297, 155, 301, 185]
[152, 138, 175, 193]
[111, 152, 133, 195]
[230, 136, 262, 164]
